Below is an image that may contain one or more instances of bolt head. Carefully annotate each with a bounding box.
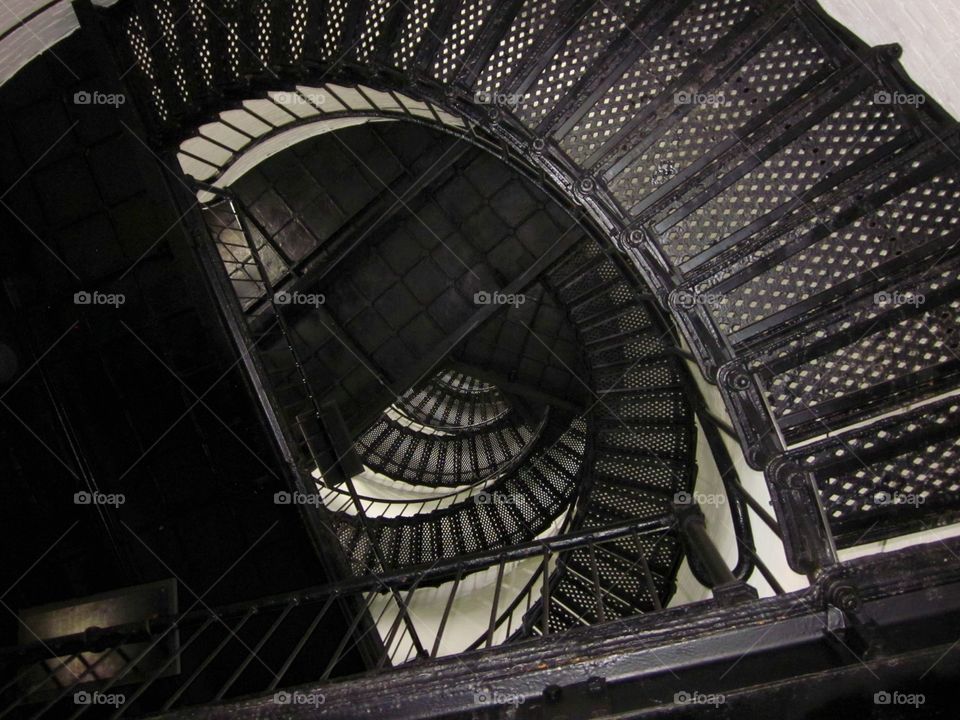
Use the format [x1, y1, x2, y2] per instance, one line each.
[577, 176, 596, 194]
[620, 228, 646, 247]
[672, 290, 697, 312]
[724, 368, 751, 392]
[829, 582, 861, 613]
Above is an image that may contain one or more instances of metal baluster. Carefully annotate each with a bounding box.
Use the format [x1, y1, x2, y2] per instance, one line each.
[540, 546, 552, 635]
[587, 544, 606, 623]
[735, 538, 786, 595]
[267, 594, 337, 691]
[432, 569, 464, 658]
[112, 616, 216, 718]
[27, 648, 120, 720]
[321, 592, 382, 680]
[161, 608, 256, 712]
[486, 556, 507, 648]
[378, 568, 431, 669]
[214, 601, 296, 701]
[0, 654, 80, 720]
[632, 532, 663, 612]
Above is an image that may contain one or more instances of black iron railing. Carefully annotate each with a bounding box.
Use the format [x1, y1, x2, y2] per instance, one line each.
[17, 2, 954, 718]
[0, 514, 755, 719]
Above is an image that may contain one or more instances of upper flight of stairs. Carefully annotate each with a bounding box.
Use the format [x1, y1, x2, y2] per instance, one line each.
[107, 0, 960, 575]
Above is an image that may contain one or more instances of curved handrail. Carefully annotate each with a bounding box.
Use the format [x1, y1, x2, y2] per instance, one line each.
[100, 0, 960, 580]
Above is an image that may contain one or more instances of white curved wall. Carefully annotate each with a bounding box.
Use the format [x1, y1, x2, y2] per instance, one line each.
[821, 0, 960, 119]
[0, 0, 77, 85]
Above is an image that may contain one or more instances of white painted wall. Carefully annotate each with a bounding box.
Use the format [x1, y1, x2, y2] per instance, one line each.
[0, 1, 77, 85]
[821, 0, 960, 119]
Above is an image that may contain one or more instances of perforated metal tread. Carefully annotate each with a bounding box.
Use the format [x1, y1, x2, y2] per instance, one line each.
[335, 418, 588, 574]
[788, 396, 960, 548]
[523, 241, 695, 631]
[356, 410, 538, 487]
[104, 0, 959, 606]
[394, 371, 513, 430]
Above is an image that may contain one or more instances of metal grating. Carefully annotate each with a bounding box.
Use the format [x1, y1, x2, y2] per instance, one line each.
[391, 0, 438, 69]
[608, 21, 830, 207]
[658, 89, 904, 265]
[431, 0, 496, 83]
[715, 168, 960, 335]
[559, 0, 755, 165]
[764, 298, 960, 426]
[515, 0, 637, 127]
[357, 0, 394, 61]
[474, 0, 558, 96]
[321, 0, 350, 59]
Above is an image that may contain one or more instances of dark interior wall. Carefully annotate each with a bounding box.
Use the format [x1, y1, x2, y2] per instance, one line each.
[0, 29, 348, 651]
[229, 121, 589, 437]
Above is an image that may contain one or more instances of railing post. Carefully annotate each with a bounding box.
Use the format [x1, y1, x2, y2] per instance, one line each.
[673, 500, 758, 606]
[767, 459, 838, 577]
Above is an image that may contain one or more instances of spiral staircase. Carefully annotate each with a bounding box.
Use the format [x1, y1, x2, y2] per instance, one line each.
[2, 0, 960, 718]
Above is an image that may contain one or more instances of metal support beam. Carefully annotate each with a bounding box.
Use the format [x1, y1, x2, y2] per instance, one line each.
[674, 500, 758, 606]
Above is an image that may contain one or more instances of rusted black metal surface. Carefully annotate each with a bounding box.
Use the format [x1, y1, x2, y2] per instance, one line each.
[94, 0, 960, 570]
[17, 0, 956, 716]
